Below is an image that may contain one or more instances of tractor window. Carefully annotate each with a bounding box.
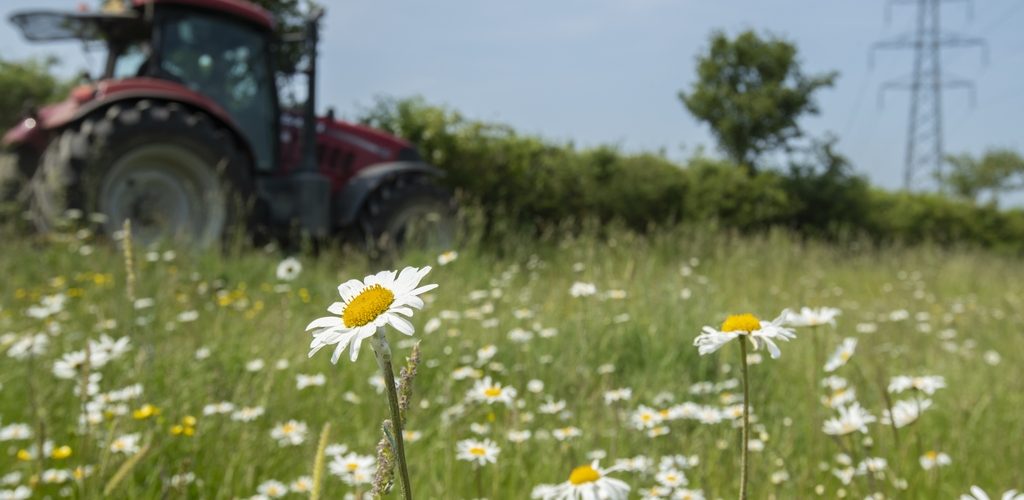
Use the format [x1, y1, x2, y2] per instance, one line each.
[111, 42, 148, 79]
[156, 10, 276, 171]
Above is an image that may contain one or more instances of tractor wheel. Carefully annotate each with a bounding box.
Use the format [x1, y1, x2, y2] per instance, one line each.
[359, 174, 456, 255]
[30, 101, 253, 247]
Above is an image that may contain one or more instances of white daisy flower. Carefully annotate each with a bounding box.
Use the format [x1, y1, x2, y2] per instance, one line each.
[257, 480, 288, 498]
[694, 311, 796, 359]
[456, 438, 500, 466]
[437, 250, 458, 266]
[109, 433, 141, 455]
[673, 488, 706, 500]
[920, 450, 951, 470]
[881, 398, 932, 428]
[552, 426, 582, 441]
[823, 402, 876, 436]
[960, 486, 1024, 500]
[275, 257, 302, 281]
[306, 267, 437, 364]
[531, 461, 630, 500]
[467, 376, 517, 406]
[289, 476, 313, 493]
[784, 307, 841, 327]
[270, 420, 308, 446]
[655, 468, 688, 488]
[328, 452, 375, 481]
[824, 338, 857, 372]
[296, 373, 326, 390]
[569, 282, 597, 297]
[888, 375, 946, 395]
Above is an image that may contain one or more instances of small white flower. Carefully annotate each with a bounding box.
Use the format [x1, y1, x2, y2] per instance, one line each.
[456, 438, 500, 466]
[784, 307, 841, 327]
[296, 373, 326, 390]
[437, 250, 458, 266]
[109, 433, 141, 455]
[257, 479, 288, 498]
[569, 282, 597, 297]
[276, 257, 302, 281]
[270, 420, 308, 446]
[823, 402, 876, 436]
[919, 451, 951, 470]
[824, 338, 857, 372]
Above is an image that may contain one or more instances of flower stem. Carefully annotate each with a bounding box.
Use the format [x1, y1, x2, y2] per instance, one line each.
[372, 332, 413, 500]
[738, 338, 750, 500]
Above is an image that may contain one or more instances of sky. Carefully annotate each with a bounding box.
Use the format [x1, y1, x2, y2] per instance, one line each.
[1, 0, 1022, 193]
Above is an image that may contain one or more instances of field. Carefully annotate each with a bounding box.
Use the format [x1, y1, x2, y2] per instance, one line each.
[0, 223, 1021, 499]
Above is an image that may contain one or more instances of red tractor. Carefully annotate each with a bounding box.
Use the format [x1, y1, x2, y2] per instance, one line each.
[1, 0, 454, 249]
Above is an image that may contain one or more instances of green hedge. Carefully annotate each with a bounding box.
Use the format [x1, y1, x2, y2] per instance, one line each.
[358, 97, 1024, 253]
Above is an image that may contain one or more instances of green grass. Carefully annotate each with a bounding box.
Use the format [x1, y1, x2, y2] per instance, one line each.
[0, 224, 1021, 499]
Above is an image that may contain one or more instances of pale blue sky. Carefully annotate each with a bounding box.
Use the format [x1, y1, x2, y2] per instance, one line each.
[2, 0, 1022, 191]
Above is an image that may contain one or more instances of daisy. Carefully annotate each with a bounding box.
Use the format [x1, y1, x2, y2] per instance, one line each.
[694, 311, 796, 359]
[673, 489, 706, 500]
[960, 486, 1024, 500]
[467, 376, 517, 406]
[257, 480, 288, 498]
[456, 438, 500, 466]
[109, 433, 141, 455]
[655, 468, 688, 488]
[920, 450, 951, 470]
[328, 452, 375, 480]
[306, 266, 437, 364]
[569, 282, 597, 297]
[289, 476, 313, 493]
[437, 250, 458, 266]
[552, 426, 582, 441]
[531, 461, 630, 500]
[824, 338, 857, 372]
[888, 375, 946, 395]
[295, 373, 326, 390]
[275, 257, 302, 281]
[881, 398, 932, 428]
[270, 420, 308, 446]
[823, 402, 876, 435]
[784, 307, 841, 327]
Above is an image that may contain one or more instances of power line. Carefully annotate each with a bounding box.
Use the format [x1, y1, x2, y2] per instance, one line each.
[871, 0, 986, 191]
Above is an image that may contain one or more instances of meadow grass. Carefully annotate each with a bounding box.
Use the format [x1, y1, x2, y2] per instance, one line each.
[0, 223, 1021, 499]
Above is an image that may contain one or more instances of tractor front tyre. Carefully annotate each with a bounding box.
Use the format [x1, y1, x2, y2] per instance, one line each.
[30, 101, 253, 248]
[359, 174, 456, 256]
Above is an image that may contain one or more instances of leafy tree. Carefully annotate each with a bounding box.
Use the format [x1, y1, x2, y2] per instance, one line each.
[679, 31, 837, 171]
[0, 56, 74, 127]
[941, 149, 1024, 204]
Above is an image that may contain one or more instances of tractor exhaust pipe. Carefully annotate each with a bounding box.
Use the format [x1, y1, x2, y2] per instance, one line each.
[291, 5, 330, 238]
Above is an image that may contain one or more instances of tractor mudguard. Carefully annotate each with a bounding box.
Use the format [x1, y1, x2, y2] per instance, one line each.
[333, 161, 445, 226]
[4, 79, 255, 169]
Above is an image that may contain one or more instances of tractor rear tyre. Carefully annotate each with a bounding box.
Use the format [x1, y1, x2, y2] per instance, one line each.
[359, 174, 456, 256]
[30, 101, 253, 248]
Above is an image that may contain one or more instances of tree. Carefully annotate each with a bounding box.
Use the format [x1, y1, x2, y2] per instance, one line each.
[679, 31, 837, 171]
[941, 149, 1024, 204]
[0, 56, 74, 127]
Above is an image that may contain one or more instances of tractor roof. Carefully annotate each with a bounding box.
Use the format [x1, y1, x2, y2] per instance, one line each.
[131, 0, 273, 30]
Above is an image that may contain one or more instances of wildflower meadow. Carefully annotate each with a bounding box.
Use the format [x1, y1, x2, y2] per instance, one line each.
[0, 223, 1022, 499]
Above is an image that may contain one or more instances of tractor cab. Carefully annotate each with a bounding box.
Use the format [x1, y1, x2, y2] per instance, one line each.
[11, 2, 278, 171]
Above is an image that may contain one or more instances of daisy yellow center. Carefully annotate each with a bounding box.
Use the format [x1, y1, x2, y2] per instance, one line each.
[569, 465, 601, 485]
[347, 462, 359, 471]
[342, 285, 395, 328]
[469, 446, 487, 456]
[484, 387, 502, 398]
[925, 450, 938, 460]
[721, 313, 760, 333]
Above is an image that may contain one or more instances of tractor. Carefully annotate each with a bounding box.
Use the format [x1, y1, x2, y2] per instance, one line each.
[0, 0, 454, 250]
